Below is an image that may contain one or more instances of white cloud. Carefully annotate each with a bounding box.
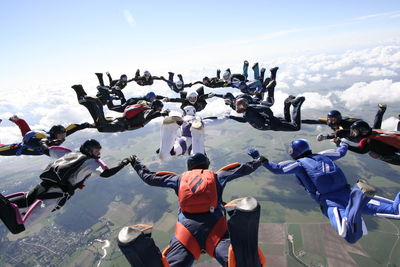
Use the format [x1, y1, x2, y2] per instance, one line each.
[293, 80, 306, 87]
[381, 117, 399, 131]
[336, 79, 400, 109]
[123, 9, 136, 27]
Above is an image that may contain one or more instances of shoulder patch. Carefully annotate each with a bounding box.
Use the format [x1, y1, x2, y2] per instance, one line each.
[156, 171, 178, 176]
[217, 162, 241, 172]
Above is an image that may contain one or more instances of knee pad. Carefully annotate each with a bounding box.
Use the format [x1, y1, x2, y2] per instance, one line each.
[118, 224, 168, 267]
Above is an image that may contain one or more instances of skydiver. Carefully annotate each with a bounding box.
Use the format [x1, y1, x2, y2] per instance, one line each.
[72, 84, 169, 133]
[158, 106, 227, 160]
[222, 60, 249, 82]
[0, 115, 93, 157]
[107, 91, 166, 113]
[118, 153, 266, 266]
[95, 72, 134, 105]
[339, 120, 400, 165]
[200, 69, 231, 88]
[160, 72, 201, 93]
[133, 69, 162, 86]
[0, 139, 134, 234]
[249, 139, 400, 244]
[302, 104, 387, 142]
[227, 95, 305, 131]
[162, 86, 215, 112]
[232, 66, 279, 107]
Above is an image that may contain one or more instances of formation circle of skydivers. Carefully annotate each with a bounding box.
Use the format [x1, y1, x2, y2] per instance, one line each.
[0, 61, 399, 267]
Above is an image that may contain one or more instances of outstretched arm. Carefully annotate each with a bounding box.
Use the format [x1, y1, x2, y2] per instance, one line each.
[65, 122, 94, 136]
[217, 159, 262, 188]
[100, 156, 134, 178]
[228, 115, 247, 123]
[318, 142, 348, 160]
[346, 139, 370, 154]
[132, 160, 179, 189]
[301, 118, 327, 125]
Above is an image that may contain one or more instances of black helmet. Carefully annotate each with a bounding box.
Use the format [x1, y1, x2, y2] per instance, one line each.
[187, 153, 210, 170]
[48, 125, 66, 139]
[80, 139, 102, 158]
[350, 120, 371, 138]
[151, 100, 163, 111]
[327, 110, 342, 126]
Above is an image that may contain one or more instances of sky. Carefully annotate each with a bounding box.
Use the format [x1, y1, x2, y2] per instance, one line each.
[0, 0, 399, 144]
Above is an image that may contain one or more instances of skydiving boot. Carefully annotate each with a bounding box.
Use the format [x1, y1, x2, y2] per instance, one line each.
[378, 103, 387, 112]
[291, 96, 305, 107]
[135, 69, 140, 79]
[0, 193, 25, 234]
[71, 84, 88, 100]
[9, 115, 19, 122]
[95, 73, 105, 87]
[216, 69, 221, 79]
[356, 179, 376, 198]
[163, 116, 183, 125]
[260, 67, 266, 82]
[191, 119, 203, 130]
[118, 224, 166, 267]
[225, 197, 265, 267]
[270, 66, 279, 81]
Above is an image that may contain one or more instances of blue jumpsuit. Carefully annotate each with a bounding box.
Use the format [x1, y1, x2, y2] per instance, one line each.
[132, 159, 262, 266]
[262, 144, 400, 243]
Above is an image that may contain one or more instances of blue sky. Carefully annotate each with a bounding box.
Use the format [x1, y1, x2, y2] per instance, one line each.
[1, 0, 400, 88]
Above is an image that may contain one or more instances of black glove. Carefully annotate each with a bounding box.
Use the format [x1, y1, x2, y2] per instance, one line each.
[120, 155, 136, 166]
[259, 156, 269, 163]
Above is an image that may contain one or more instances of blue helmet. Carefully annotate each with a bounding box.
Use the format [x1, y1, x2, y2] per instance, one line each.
[289, 139, 312, 159]
[187, 153, 210, 170]
[145, 91, 156, 101]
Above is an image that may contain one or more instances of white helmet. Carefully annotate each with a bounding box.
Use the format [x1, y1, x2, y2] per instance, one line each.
[183, 105, 196, 116]
[144, 70, 151, 78]
[222, 71, 231, 81]
[176, 80, 183, 89]
[187, 92, 198, 104]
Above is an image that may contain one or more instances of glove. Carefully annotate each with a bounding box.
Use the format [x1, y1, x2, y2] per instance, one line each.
[162, 97, 169, 102]
[247, 148, 260, 159]
[223, 112, 231, 119]
[316, 134, 327, 142]
[208, 93, 215, 97]
[259, 156, 269, 163]
[120, 155, 136, 166]
[224, 99, 232, 105]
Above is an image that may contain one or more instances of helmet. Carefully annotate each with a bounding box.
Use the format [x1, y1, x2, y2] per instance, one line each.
[327, 110, 342, 126]
[120, 74, 128, 82]
[183, 105, 196, 116]
[289, 139, 312, 159]
[235, 98, 249, 113]
[187, 92, 198, 104]
[145, 91, 156, 101]
[143, 70, 151, 78]
[151, 100, 164, 111]
[80, 139, 102, 158]
[187, 153, 210, 170]
[222, 70, 231, 81]
[176, 80, 183, 89]
[350, 120, 371, 138]
[48, 125, 66, 139]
